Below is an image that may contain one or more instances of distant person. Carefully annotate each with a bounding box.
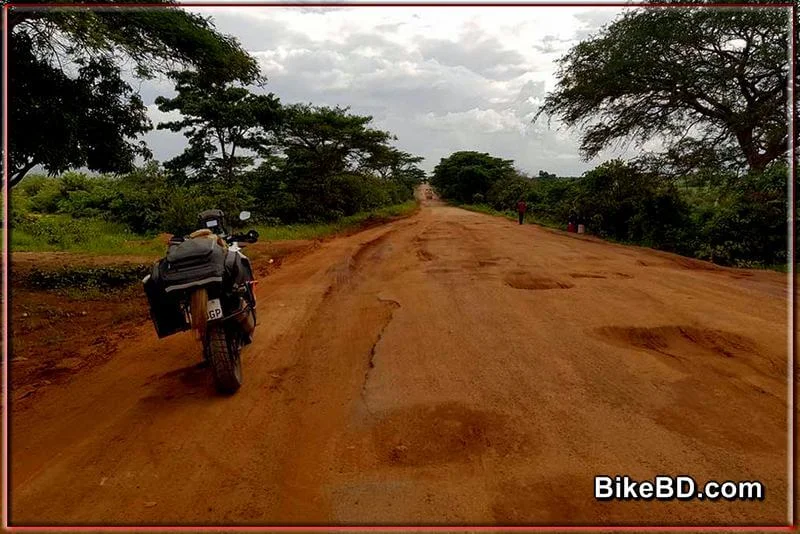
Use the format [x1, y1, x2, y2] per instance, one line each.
[516, 199, 527, 225]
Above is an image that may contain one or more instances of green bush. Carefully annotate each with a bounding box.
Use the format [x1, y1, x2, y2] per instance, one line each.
[692, 164, 788, 266]
[573, 160, 692, 250]
[430, 151, 516, 203]
[17, 214, 90, 247]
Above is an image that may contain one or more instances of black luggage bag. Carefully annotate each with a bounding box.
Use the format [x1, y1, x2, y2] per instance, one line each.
[143, 238, 228, 338]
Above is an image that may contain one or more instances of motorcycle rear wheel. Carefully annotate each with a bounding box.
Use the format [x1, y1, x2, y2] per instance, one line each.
[205, 323, 242, 394]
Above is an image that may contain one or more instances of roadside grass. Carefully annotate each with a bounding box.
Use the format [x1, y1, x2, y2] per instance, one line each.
[255, 201, 419, 241]
[11, 201, 419, 257]
[11, 215, 166, 256]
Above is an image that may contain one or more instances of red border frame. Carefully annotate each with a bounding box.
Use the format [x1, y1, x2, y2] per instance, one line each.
[2, 1, 796, 532]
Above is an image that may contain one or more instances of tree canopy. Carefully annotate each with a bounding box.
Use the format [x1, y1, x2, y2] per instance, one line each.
[276, 105, 395, 178]
[8, 0, 259, 186]
[430, 151, 516, 203]
[155, 71, 282, 184]
[537, 6, 789, 172]
[239, 105, 424, 222]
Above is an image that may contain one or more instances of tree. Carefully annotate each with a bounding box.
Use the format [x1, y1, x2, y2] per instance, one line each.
[8, 0, 260, 185]
[537, 6, 789, 172]
[278, 105, 394, 178]
[361, 145, 421, 179]
[430, 151, 516, 203]
[9, 32, 152, 186]
[155, 71, 282, 184]
[253, 105, 419, 222]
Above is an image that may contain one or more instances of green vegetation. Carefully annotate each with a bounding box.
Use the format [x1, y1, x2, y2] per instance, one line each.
[11, 215, 166, 256]
[10, 172, 418, 254]
[254, 201, 418, 241]
[537, 5, 787, 173]
[434, 152, 788, 269]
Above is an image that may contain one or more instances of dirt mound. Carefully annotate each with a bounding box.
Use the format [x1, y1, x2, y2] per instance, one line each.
[504, 271, 573, 290]
[595, 325, 758, 359]
[569, 272, 607, 279]
[12, 251, 159, 273]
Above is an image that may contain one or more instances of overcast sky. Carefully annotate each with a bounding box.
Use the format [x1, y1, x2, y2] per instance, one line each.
[141, 5, 633, 176]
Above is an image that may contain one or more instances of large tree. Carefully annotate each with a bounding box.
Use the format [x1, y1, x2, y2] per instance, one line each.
[537, 6, 789, 172]
[8, 0, 259, 186]
[255, 105, 418, 222]
[430, 151, 516, 203]
[155, 70, 282, 184]
[277, 105, 394, 178]
[360, 145, 426, 188]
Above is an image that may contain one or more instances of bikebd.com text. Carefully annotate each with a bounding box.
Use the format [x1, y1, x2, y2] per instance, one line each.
[594, 475, 764, 501]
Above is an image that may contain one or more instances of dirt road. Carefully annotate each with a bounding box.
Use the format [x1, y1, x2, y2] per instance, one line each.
[10, 200, 790, 526]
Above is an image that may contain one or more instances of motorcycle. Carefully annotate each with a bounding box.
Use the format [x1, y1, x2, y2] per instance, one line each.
[143, 209, 259, 394]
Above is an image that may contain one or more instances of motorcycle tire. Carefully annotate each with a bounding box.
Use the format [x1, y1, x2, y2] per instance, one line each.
[205, 323, 242, 394]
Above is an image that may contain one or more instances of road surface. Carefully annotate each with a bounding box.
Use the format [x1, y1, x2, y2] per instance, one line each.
[10, 199, 790, 526]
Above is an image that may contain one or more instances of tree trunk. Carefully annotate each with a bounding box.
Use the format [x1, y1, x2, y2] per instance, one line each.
[734, 128, 760, 171]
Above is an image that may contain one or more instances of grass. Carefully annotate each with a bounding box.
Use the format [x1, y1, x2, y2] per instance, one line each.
[255, 201, 419, 241]
[10, 201, 419, 257]
[11, 215, 166, 256]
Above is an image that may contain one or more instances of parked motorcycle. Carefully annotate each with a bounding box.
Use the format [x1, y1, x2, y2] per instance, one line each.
[143, 209, 259, 394]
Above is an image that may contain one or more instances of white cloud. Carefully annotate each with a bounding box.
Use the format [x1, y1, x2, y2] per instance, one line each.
[138, 5, 630, 175]
[420, 108, 528, 135]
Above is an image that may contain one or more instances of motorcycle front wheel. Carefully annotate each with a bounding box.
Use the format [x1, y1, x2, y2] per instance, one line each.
[204, 323, 242, 394]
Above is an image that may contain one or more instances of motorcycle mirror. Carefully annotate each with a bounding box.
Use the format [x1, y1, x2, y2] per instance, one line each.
[239, 211, 251, 221]
[247, 229, 259, 243]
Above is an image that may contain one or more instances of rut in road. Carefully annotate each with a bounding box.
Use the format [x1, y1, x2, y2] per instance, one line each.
[10, 203, 789, 526]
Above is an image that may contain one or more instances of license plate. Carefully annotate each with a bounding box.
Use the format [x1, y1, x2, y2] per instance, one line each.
[207, 299, 223, 321]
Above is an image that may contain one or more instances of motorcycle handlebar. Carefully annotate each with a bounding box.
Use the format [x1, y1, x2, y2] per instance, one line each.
[227, 229, 259, 244]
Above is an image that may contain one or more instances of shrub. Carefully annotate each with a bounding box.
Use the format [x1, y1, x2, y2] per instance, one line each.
[17, 214, 90, 247]
[692, 164, 788, 266]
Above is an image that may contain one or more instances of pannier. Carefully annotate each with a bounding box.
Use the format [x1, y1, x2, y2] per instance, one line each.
[162, 238, 226, 293]
[143, 237, 227, 338]
[143, 268, 188, 338]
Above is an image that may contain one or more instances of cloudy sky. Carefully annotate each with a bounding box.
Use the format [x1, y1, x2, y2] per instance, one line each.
[141, 5, 632, 176]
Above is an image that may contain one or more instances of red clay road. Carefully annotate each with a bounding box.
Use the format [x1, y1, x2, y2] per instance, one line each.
[9, 197, 791, 526]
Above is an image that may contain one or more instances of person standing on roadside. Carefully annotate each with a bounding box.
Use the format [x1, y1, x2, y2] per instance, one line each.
[516, 199, 527, 225]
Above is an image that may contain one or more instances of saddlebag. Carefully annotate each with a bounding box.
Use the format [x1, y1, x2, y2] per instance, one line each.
[161, 237, 226, 293]
[143, 238, 227, 338]
[143, 265, 189, 338]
